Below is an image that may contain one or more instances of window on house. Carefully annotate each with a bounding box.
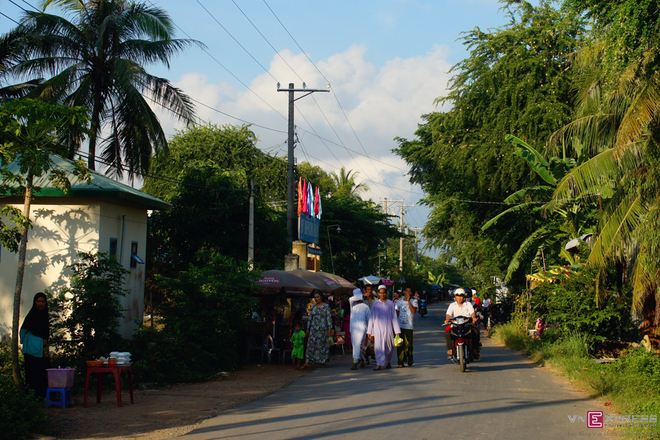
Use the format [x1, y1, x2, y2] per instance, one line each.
[109, 238, 118, 259]
[130, 241, 144, 268]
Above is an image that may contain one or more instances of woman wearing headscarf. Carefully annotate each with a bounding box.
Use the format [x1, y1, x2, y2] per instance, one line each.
[301, 291, 333, 369]
[20, 292, 51, 398]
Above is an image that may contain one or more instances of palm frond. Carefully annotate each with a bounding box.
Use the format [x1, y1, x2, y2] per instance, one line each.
[631, 248, 656, 313]
[482, 200, 545, 231]
[553, 148, 620, 201]
[614, 72, 660, 160]
[505, 226, 553, 283]
[587, 194, 647, 267]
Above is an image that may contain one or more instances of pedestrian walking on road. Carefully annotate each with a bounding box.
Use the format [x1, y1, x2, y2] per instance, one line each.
[349, 288, 371, 370]
[289, 321, 306, 370]
[367, 285, 401, 370]
[302, 291, 333, 369]
[396, 287, 417, 367]
[363, 284, 377, 309]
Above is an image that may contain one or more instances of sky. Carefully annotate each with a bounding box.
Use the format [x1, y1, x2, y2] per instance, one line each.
[0, 0, 515, 256]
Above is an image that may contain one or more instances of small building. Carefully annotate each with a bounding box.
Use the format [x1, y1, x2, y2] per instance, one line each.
[0, 155, 169, 339]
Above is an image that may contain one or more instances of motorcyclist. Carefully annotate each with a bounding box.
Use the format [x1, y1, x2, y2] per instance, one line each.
[444, 288, 480, 360]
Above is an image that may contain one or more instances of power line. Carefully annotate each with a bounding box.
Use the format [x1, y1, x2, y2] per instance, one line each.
[0, 11, 20, 25]
[195, 0, 278, 82]
[145, 0, 287, 123]
[261, 0, 412, 201]
[230, 0, 304, 83]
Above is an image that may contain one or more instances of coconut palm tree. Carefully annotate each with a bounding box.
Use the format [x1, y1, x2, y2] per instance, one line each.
[550, 42, 660, 315]
[5, 0, 200, 177]
[331, 167, 369, 197]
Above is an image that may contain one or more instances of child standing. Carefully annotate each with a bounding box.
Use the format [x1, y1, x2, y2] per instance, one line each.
[290, 321, 306, 369]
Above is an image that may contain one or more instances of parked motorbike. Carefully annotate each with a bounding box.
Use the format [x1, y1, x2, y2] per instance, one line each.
[418, 298, 428, 317]
[447, 316, 476, 372]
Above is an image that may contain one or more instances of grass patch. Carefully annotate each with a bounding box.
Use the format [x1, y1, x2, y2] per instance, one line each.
[493, 322, 660, 438]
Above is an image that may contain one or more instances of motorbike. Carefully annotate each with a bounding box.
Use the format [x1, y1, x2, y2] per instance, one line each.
[418, 298, 428, 317]
[447, 316, 476, 372]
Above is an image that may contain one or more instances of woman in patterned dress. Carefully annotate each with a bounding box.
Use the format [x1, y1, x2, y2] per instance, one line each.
[301, 291, 333, 369]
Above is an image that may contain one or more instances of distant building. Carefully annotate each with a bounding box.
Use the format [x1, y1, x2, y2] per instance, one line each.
[0, 155, 169, 339]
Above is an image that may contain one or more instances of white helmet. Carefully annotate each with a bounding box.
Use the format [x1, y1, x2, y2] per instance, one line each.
[453, 288, 467, 297]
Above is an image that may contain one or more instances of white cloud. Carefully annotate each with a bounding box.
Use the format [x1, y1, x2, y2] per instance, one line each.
[152, 43, 452, 236]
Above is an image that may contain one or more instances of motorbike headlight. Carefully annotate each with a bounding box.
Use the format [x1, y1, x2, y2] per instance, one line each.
[455, 317, 466, 325]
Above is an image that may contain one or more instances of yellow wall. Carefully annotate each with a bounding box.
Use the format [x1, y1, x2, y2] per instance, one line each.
[0, 197, 148, 340]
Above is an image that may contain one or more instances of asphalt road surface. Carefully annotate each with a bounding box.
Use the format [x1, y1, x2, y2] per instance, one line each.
[183, 302, 611, 440]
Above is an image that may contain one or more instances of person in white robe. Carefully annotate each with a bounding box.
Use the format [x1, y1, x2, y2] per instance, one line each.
[349, 288, 371, 370]
[367, 285, 401, 370]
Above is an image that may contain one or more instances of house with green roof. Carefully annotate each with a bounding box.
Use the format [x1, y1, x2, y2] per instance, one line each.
[0, 155, 169, 339]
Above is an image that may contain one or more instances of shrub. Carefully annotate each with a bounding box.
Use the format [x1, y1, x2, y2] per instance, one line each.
[493, 320, 529, 351]
[49, 252, 128, 371]
[532, 266, 634, 342]
[0, 348, 50, 440]
[134, 254, 257, 383]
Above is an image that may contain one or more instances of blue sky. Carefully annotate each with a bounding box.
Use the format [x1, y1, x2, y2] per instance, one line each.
[0, 0, 516, 256]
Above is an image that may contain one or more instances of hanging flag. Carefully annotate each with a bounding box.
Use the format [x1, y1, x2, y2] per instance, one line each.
[297, 177, 302, 216]
[317, 191, 322, 219]
[314, 185, 320, 218]
[301, 179, 308, 215]
[307, 181, 314, 217]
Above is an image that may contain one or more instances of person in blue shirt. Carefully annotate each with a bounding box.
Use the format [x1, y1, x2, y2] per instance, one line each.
[20, 292, 51, 398]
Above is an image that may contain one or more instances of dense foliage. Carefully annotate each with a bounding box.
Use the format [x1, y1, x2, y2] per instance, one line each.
[0, 344, 50, 439]
[49, 252, 128, 371]
[132, 255, 256, 383]
[532, 267, 634, 342]
[395, 1, 586, 291]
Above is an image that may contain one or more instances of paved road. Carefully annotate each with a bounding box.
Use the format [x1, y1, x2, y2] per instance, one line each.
[183, 302, 611, 440]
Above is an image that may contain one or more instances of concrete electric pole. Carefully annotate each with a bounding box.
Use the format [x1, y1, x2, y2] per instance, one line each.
[278, 82, 329, 244]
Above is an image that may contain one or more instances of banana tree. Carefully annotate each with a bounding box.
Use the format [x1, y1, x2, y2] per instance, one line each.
[483, 135, 599, 283]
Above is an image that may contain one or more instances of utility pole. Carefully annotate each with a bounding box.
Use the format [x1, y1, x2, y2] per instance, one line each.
[412, 227, 423, 267]
[278, 82, 329, 244]
[398, 203, 414, 272]
[380, 199, 414, 272]
[380, 198, 401, 262]
[248, 178, 255, 270]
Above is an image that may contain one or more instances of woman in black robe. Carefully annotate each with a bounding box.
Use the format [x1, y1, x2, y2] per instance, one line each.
[20, 292, 51, 398]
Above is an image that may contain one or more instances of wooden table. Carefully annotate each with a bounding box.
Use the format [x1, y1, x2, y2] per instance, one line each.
[84, 365, 134, 407]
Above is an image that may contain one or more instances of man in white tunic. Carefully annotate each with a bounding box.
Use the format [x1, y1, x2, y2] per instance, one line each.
[367, 285, 401, 370]
[349, 288, 371, 370]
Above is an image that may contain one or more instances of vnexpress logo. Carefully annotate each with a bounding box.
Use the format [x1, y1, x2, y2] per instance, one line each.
[587, 411, 603, 428]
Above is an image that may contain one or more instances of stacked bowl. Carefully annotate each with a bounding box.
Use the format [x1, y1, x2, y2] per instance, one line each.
[109, 352, 132, 365]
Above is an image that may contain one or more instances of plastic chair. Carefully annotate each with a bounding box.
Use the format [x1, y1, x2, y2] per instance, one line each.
[46, 387, 72, 408]
[263, 335, 281, 363]
[334, 331, 346, 356]
[247, 334, 263, 361]
[281, 339, 293, 364]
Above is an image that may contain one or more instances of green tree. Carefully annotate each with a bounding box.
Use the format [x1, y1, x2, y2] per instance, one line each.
[149, 254, 257, 381]
[5, 0, 199, 176]
[395, 0, 585, 289]
[548, 0, 660, 331]
[142, 123, 289, 314]
[482, 135, 599, 282]
[0, 98, 89, 388]
[320, 193, 399, 279]
[49, 252, 128, 370]
[330, 167, 369, 197]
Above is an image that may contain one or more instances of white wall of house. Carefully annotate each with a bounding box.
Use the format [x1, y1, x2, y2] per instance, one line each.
[0, 197, 148, 341]
[98, 202, 147, 338]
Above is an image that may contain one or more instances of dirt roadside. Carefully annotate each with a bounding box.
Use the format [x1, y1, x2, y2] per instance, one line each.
[42, 363, 311, 440]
